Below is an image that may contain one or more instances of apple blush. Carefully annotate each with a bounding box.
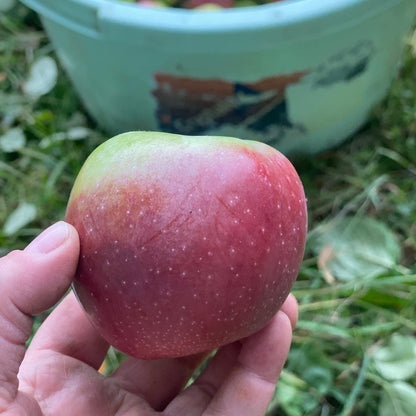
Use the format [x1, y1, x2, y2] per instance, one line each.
[65, 132, 307, 359]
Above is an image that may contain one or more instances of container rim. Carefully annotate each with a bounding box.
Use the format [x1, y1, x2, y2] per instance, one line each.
[98, 0, 403, 31]
[22, 0, 406, 33]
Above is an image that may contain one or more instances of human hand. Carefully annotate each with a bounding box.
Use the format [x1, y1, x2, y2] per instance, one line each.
[0, 221, 298, 416]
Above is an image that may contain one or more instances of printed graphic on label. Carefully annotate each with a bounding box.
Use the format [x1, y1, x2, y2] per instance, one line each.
[151, 40, 374, 147]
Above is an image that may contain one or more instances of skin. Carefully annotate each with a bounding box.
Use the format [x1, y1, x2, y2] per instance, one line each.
[65, 132, 307, 359]
[0, 221, 297, 415]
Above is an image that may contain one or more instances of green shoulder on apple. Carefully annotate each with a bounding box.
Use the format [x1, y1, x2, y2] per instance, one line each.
[65, 131, 307, 359]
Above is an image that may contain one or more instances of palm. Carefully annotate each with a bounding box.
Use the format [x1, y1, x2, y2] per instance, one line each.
[19, 342, 158, 416]
[18, 293, 203, 415]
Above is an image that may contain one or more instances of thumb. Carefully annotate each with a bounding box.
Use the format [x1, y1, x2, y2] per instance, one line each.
[0, 221, 79, 405]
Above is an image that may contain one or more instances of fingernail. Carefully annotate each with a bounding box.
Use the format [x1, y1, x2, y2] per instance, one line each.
[25, 221, 70, 254]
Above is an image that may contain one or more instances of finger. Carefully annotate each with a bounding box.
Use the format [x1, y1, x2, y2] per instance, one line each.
[164, 294, 298, 416]
[24, 292, 109, 370]
[163, 343, 240, 416]
[204, 309, 294, 416]
[110, 350, 210, 411]
[0, 222, 79, 404]
[279, 293, 298, 329]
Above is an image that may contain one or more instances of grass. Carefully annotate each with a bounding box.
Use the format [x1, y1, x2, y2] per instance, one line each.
[1, 4, 416, 415]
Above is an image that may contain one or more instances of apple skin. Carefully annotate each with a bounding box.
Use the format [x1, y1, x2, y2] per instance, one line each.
[65, 132, 307, 359]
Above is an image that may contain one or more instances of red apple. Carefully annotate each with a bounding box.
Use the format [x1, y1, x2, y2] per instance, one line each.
[184, 0, 233, 9]
[65, 132, 307, 359]
[136, 0, 167, 7]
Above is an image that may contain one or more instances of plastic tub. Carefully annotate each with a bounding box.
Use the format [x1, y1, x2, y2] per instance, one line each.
[22, 0, 416, 154]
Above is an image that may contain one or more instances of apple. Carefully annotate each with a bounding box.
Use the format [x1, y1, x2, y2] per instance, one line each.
[65, 132, 307, 359]
[193, 3, 225, 10]
[136, 0, 168, 7]
[184, 0, 233, 9]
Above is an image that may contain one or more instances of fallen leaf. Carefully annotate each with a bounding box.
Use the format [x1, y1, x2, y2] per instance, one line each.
[373, 334, 416, 381]
[0, 127, 26, 152]
[380, 381, 416, 416]
[310, 216, 401, 282]
[3, 202, 37, 236]
[23, 56, 58, 100]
